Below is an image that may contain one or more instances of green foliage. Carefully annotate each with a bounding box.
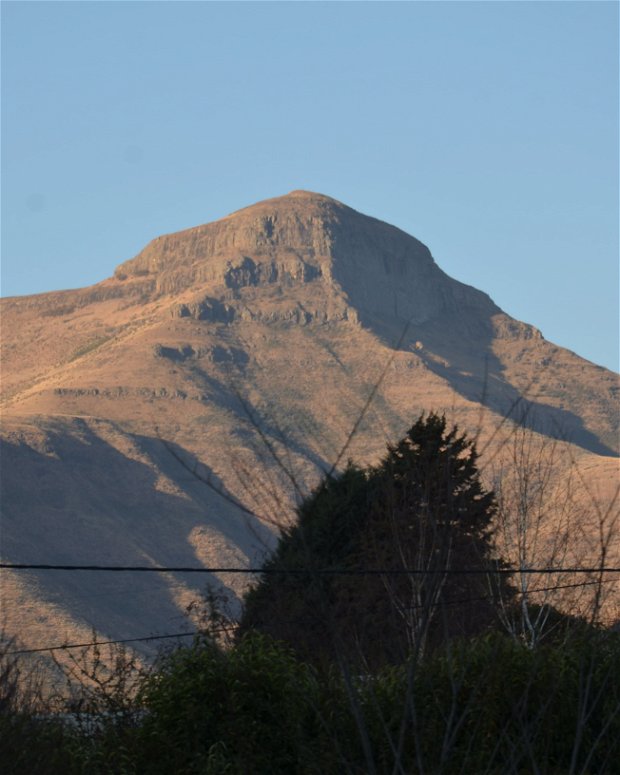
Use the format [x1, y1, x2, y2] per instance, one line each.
[131, 627, 620, 774]
[3, 628, 619, 773]
[0, 714, 80, 775]
[135, 633, 321, 774]
[405, 629, 620, 773]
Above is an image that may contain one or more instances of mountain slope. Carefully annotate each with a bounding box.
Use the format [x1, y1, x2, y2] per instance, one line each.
[1, 190, 618, 656]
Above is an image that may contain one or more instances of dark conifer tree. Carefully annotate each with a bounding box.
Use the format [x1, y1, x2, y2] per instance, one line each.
[240, 413, 513, 667]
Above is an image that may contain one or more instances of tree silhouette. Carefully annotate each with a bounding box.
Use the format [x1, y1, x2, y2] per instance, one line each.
[240, 413, 513, 667]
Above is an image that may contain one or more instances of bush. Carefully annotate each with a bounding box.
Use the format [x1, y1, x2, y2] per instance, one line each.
[136, 633, 321, 774]
[3, 627, 618, 773]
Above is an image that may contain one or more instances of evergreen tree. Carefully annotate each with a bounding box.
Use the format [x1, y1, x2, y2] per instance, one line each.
[240, 413, 513, 667]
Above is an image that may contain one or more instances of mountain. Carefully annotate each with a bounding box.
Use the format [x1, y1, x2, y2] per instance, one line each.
[1, 191, 618, 657]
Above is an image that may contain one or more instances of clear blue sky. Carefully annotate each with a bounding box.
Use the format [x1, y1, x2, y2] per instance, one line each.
[2, 1, 618, 371]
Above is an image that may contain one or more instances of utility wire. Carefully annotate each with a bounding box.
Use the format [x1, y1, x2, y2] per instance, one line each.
[1, 563, 619, 574]
[403, 577, 618, 612]
[6, 577, 616, 657]
[6, 630, 202, 656]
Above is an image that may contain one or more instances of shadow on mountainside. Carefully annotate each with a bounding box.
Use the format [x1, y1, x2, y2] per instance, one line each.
[1, 423, 275, 653]
[361, 309, 617, 459]
[186, 362, 335, 477]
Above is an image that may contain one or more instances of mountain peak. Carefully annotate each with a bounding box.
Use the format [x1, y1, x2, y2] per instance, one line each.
[240, 189, 344, 207]
[110, 191, 500, 332]
[218, 189, 348, 224]
[279, 189, 342, 202]
[287, 189, 333, 198]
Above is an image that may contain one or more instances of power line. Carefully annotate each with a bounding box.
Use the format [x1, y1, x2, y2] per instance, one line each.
[404, 578, 618, 612]
[6, 630, 201, 656]
[8, 578, 616, 657]
[1, 563, 619, 574]
[5, 578, 615, 657]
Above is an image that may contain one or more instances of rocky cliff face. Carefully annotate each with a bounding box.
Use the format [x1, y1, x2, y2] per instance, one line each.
[112, 191, 500, 330]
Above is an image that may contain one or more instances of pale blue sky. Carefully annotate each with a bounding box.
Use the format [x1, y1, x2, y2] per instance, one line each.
[2, 1, 618, 371]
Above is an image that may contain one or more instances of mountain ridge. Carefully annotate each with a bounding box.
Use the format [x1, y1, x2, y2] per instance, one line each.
[2, 191, 615, 455]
